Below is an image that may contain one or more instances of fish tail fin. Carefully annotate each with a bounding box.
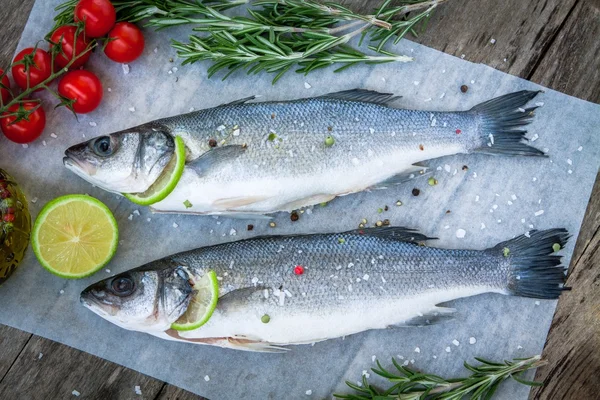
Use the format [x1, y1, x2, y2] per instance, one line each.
[471, 90, 546, 157]
[488, 229, 570, 299]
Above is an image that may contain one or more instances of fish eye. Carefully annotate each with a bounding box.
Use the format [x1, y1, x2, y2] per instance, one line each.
[93, 136, 113, 157]
[110, 275, 135, 296]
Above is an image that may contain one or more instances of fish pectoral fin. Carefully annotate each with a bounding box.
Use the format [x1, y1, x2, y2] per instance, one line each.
[187, 145, 247, 174]
[388, 307, 457, 328]
[164, 330, 288, 353]
[213, 195, 271, 209]
[319, 89, 401, 107]
[370, 164, 429, 190]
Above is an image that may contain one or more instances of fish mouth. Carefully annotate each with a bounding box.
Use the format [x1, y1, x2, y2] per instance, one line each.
[63, 152, 96, 177]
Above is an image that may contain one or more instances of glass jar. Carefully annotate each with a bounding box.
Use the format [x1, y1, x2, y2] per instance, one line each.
[0, 169, 31, 283]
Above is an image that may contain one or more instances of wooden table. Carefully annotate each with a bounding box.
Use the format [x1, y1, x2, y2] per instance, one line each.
[0, 0, 598, 399]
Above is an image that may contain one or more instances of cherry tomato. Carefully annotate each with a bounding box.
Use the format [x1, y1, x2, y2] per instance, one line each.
[74, 0, 116, 38]
[11, 48, 53, 91]
[0, 101, 46, 144]
[58, 70, 103, 114]
[104, 22, 145, 63]
[0, 69, 10, 105]
[49, 26, 91, 69]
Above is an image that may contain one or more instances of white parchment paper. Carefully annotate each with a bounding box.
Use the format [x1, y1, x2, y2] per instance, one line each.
[0, 1, 599, 398]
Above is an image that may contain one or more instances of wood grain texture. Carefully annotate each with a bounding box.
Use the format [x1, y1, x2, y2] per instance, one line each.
[340, 0, 579, 79]
[0, 325, 31, 380]
[155, 384, 208, 400]
[0, 335, 166, 400]
[530, 0, 600, 104]
[530, 175, 600, 400]
[0, 0, 598, 399]
[0, 0, 34, 70]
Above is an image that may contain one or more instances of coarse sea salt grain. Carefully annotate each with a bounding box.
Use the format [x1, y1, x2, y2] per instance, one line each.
[534, 210, 544, 216]
[229, 228, 237, 236]
[134, 386, 142, 395]
[89, 121, 97, 127]
[128, 107, 136, 112]
[414, 347, 420, 353]
[304, 82, 311, 89]
[122, 64, 130, 74]
[452, 339, 460, 346]
[490, 38, 496, 44]
[172, 222, 178, 228]
[469, 337, 477, 344]
[72, 390, 80, 397]
[372, 355, 377, 362]
[456, 229, 466, 238]
[535, 301, 540, 306]
[204, 375, 210, 382]
[445, 347, 451, 353]
[38, 352, 43, 359]
[50, 133, 58, 139]
[305, 390, 312, 395]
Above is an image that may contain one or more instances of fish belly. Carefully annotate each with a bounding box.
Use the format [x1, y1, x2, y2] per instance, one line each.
[151, 142, 458, 214]
[178, 287, 493, 345]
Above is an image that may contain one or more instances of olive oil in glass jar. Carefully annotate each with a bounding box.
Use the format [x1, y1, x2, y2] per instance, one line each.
[0, 169, 31, 283]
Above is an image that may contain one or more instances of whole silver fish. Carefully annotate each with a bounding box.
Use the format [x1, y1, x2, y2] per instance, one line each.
[64, 90, 544, 216]
[81, 227, 568, 352]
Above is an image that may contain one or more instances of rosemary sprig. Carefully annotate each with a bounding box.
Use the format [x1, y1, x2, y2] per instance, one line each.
[335, 355, 545, 400]
[51, 0, 448, 83]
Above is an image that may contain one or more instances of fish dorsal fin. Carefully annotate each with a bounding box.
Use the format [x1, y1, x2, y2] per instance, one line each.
[187, 145, 247, 174]
[352, 227, 435, 244]
[319, 89, 401, 106]
[219, 96, 256, 107]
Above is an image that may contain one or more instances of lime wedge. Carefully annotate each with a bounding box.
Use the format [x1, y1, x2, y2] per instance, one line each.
[125, 136, 186, 206]
[32, 195, 118, 279]
[171, 270, 219, 331]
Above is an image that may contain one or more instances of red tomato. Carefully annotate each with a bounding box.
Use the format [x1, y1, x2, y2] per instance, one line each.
[104, 22, 145, 63]
[0, 69, 10, 105]
[58, 70, 103, 114]
[0, 101, 46, 144]
[49, 26, 91, 69]
[74, 0, 116, 38]
[11, 48, 53, 91]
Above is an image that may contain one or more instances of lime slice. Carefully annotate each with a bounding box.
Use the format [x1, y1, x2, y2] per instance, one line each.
[32, 195, 118, 279]
[171, 270, 219, 331]
[125, 136, 186, 206]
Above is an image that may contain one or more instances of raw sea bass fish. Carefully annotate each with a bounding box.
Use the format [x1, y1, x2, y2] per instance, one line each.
[81, 227, 568, 352]
[64, 90, 544, 216]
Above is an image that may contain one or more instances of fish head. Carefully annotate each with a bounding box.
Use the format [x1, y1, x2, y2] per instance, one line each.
[63, 125, 175, 194]
[80, 265, 193, 332]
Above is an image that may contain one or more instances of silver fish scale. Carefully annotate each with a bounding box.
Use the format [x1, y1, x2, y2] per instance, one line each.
[162, 98, 478, 177]
[169, 233, 508, 313]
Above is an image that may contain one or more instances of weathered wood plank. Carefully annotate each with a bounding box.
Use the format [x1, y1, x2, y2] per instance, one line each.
[340, 0, 579, 79]
[0, 335, 166, 400]
[0, 0, 34, 70]
[154, 384, 207, 400]
[530, 175, 600, 400]
[530, 0, 600, 104]
[0, 325, 31, 380]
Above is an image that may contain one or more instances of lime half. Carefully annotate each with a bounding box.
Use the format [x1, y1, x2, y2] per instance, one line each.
[171, 270, 219, 331]
[32, 195, 118, 279]
[125, 136, 186, 206]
